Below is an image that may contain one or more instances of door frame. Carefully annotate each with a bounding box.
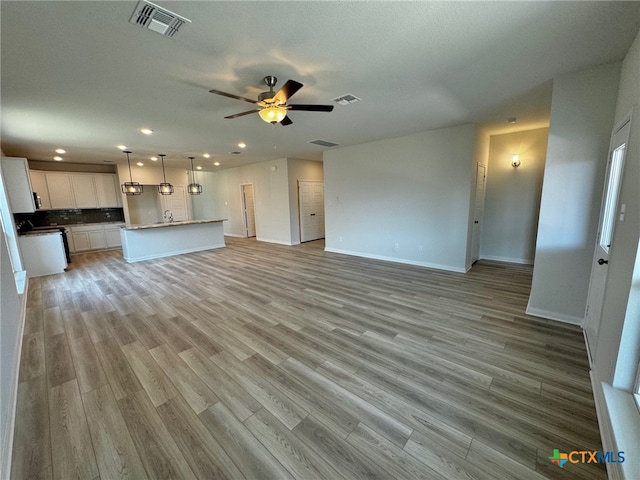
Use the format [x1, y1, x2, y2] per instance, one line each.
[470, 163, 487, 264]
[584, 113, 632, 362]
[240, 183, 256, 238]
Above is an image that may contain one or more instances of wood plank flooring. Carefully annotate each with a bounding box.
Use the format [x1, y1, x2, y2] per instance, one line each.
[11, 237, 605, 479]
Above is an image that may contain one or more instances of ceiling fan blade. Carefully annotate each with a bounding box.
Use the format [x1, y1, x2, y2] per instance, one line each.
[209, 89, 256, 104]
[273, 80, 303, 104]
[224, 109, 260, 119]
[280, 115, 293, 126]
[288, 104, 334, 112]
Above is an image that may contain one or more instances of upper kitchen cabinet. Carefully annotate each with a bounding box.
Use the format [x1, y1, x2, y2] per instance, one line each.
[0, 157, 36, 213]
[46, 173, 76, 209]
[29, 171, 52, 209]
[30, 171, 121, 209]
[94, 174, 120, 208]
[70, 174, 98, 208]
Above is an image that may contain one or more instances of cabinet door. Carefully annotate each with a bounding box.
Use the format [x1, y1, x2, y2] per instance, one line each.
[88, 230, 107, 249]
[94, 175, 120, 207]
[70, 174, 98, 208]
[46, 173, 75, 209]
[1, 157, 36, 213]
[72, 231, 91, 251]
[29, 171, 52, 209]
[104, 227, 122, 247]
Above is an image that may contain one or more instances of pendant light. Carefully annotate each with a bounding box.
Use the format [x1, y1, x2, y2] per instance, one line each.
[157, 154, 174, 195]
[187, 156, 203, 195]
[121, 151, 143, 195]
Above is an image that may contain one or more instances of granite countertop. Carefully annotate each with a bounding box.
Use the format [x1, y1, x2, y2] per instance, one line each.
[123, 219, 227, 231]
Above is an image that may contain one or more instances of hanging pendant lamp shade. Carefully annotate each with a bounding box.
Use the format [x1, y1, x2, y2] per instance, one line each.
[157, 154, 174, 195]
[121, 151, 143, 195]
[187, 156, 203, 195]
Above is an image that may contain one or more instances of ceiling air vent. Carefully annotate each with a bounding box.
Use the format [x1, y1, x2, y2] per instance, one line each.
[130, 1, 191, 38]
[308, 139, 340, 148]
[332, 94, 362, 106]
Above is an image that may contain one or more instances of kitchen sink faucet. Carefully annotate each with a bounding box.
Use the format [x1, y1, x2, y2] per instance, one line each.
[163, 210, 173, 223]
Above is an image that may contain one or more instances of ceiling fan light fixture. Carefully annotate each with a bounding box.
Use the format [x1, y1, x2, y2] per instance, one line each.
[258, 105, 288, 124]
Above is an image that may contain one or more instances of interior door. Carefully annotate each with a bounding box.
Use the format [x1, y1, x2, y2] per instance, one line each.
[241, 184, 256, 238]
[299, 180, 325, 242]
[584, 119, 631, 361]
[470, 164, 487, 264]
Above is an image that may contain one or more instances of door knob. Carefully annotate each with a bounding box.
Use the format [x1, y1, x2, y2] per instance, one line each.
[597, 258, 608, 265]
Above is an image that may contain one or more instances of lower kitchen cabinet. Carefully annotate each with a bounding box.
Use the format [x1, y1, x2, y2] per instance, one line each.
[69, 223, 123, 252]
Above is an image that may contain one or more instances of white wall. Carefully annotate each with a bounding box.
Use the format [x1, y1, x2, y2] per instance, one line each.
[480, 128, 547, 264]
[0, 150, 26, 478]
[528, 63, 621, 323]
[287, 158, 323, 245]
[323, 124, 476, 272]
[190, 169, 221, 220]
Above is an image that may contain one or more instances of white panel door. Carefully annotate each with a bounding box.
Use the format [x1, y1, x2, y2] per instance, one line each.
[160, 185, 190, 221]
[299, 181, 325, 243]
[584, 119, 631, 362]
[241, 184, 256, 238]
[471, 164, 487, 264]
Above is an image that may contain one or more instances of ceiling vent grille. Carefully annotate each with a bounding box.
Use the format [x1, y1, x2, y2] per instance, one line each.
[332, 94, 362, 106]
[130, 1, 191, 38]
[308, 139, 340, 148]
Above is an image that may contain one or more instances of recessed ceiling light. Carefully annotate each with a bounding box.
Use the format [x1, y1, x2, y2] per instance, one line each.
[203, 153, 210, 158]
[117, 145, 128, 150]
[213, 161, 220, 166]
[137, 162, 144, 166]
[55, 148, 66, 154]
[196, 166, 202, 170]
[238, 142, 246, 149]
[140, 128, 154, 135]
[150, 156, 158, 161]
[53, 156, 63, 161]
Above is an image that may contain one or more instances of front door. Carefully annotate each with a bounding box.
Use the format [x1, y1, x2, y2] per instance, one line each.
[299, 181, 325, 242]
[584, 118, 631, 362]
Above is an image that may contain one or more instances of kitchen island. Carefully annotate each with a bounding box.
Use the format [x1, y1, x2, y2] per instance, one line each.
[120, 219, 226, 263]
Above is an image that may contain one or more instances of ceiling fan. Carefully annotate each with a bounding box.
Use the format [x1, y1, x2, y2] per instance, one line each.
[209, 76, 334, 125]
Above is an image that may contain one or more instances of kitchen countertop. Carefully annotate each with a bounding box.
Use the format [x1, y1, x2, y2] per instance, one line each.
[123, 219, 226, 231]
[19, 229, 62, 237]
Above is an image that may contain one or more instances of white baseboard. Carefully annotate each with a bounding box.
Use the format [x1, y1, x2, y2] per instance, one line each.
[1, 278, 29, 480]
[256, 237, 294, 246]
[525, 305, 584, 325]
[479, 254, 534, 265]
[224, 233, 245, 238]
[324, 247, 467, 273]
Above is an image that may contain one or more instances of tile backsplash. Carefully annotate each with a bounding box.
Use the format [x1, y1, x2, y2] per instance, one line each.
[14, 208, 125, 229]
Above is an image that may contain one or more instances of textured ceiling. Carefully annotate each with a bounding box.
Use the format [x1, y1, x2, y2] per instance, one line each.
[1, 1, 639, 171]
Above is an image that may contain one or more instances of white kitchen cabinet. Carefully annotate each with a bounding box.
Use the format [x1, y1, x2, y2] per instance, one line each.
[70, 223, 122, 251]
[18, 232, 67, 277]
[94, 174, 120, 207]
[29, 171, 52, 209]
[70, 174, 98, 208]
[29, 171, 121, 210]
[46, 173, 75, 209]
[1, 157, 36, 213]
[104, 224, 124, 247]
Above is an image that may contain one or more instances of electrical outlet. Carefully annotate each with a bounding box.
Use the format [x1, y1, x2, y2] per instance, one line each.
[393, 243, 399, 252]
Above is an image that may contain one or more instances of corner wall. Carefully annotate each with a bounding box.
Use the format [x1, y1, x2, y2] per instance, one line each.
[528, 63, 621, 323]
[480, 128, 547, 264]
[323, 124, 476, 272]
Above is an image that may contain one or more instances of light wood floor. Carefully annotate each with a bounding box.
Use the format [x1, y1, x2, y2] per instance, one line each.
[11, 237, 605, 480]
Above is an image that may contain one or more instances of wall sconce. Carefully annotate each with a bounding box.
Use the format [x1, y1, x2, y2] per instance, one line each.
[511, 155, 521, 167]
